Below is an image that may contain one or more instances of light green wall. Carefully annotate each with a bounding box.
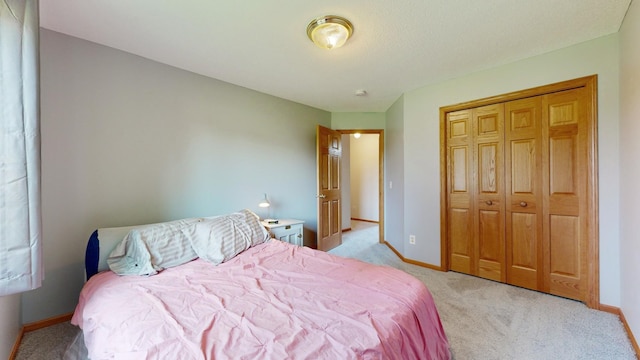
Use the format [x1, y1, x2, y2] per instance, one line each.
[340, 134, 351, 229]
[350, 134, 379, 222]
[398, 34, 621, 306]
[0, 294, 20, 359]
[384, 96, 405, 251]
[331, 112, 386, 130]
[619, 0, 640, 344]
[28, 29, 330, 323]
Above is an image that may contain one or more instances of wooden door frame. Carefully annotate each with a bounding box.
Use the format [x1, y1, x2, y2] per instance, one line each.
[338, 129, 385, 244]
[439, 75, 599, 308]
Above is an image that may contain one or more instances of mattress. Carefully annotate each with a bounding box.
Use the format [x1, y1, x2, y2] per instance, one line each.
[71, 240, 450, 359]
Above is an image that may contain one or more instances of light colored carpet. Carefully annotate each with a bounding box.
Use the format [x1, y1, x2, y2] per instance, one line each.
[14, 321, 79, 360]
[330, 221, 636, 360]
[15, 221, 636, 359]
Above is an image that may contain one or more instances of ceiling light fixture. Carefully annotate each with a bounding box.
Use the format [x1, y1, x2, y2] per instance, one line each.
[307, 15, 354, 50]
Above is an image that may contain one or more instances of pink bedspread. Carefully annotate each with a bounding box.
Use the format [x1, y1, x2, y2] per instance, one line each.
[72, 240, 450, 359]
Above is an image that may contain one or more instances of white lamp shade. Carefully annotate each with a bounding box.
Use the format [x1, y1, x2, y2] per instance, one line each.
[258, 194, 271, 208]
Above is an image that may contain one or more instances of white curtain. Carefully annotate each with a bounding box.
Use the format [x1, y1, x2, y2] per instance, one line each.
[0, 0, 42, 296]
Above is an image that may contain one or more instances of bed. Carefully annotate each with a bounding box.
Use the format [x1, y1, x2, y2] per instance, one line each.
[67, 210, 450, 359]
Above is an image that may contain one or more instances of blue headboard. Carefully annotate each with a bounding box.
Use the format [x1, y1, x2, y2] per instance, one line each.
[85, 230, 100, 279]
[83, 218, 205, 280]
[83, 224, 144, 280]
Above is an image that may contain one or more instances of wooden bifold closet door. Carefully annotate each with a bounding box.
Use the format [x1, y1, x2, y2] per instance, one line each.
[442, 76, 597, 305]
[446, 104, 505, 283]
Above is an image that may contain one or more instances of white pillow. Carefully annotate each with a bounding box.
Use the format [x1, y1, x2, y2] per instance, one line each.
[189, 209, 270, 265]
[107, 218, 203, 275]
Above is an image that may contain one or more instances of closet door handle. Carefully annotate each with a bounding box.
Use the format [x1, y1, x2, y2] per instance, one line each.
[317, 194, 326, 198]
[520, 201, 528, 207]
[485, 200, 493, 205]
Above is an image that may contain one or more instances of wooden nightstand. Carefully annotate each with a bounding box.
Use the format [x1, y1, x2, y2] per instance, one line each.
[261, 219, 304, 246]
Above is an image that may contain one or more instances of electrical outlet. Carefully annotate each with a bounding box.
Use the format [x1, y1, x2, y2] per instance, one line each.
[409, 235, 416, 244]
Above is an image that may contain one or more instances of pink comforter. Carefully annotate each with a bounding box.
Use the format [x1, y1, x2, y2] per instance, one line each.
[72, 240, 450, 359]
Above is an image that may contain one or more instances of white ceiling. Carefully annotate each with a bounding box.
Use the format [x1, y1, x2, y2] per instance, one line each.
[39, 1, 631, 112]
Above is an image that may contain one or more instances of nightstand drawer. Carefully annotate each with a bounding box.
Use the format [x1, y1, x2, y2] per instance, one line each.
[261, 219, 304, 246]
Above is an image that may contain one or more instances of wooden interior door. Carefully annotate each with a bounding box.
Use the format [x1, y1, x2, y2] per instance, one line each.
[473, 104, 506, 282]
[505, 97, 543, 291]
[446, 110, 475, 275]
[316, 125, 342, 251]
[542, 88, 589, 301]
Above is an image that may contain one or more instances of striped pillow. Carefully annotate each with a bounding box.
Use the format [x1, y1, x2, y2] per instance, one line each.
[107, 217, 203, 275]
[190, 209, 270, 265]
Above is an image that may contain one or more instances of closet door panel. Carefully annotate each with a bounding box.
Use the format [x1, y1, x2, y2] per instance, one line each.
[474, 105, 505, 281]
[548, 215, 581, 298]
[452, 147, 469, 192]
[550, 136, 576, 194]
[479, 143, 498, 193]
[449, 117, 470, 139]
[509, 212, 539, 289]
[450, 208, 472, 272]
[548, 134, 580, 214]
[505, 97, 543, 291]
[511, 141, 534, 194]
[477, 141, 504, 281]
[449, 145, 473, 274]
[478, 209, 503, 281]
[511, 213, 537, 267]
[543, 88, 588, 301]
[447, 110, 475, 275]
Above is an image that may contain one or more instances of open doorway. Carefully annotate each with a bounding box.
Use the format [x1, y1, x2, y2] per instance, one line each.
[339, 130, 384, 244]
